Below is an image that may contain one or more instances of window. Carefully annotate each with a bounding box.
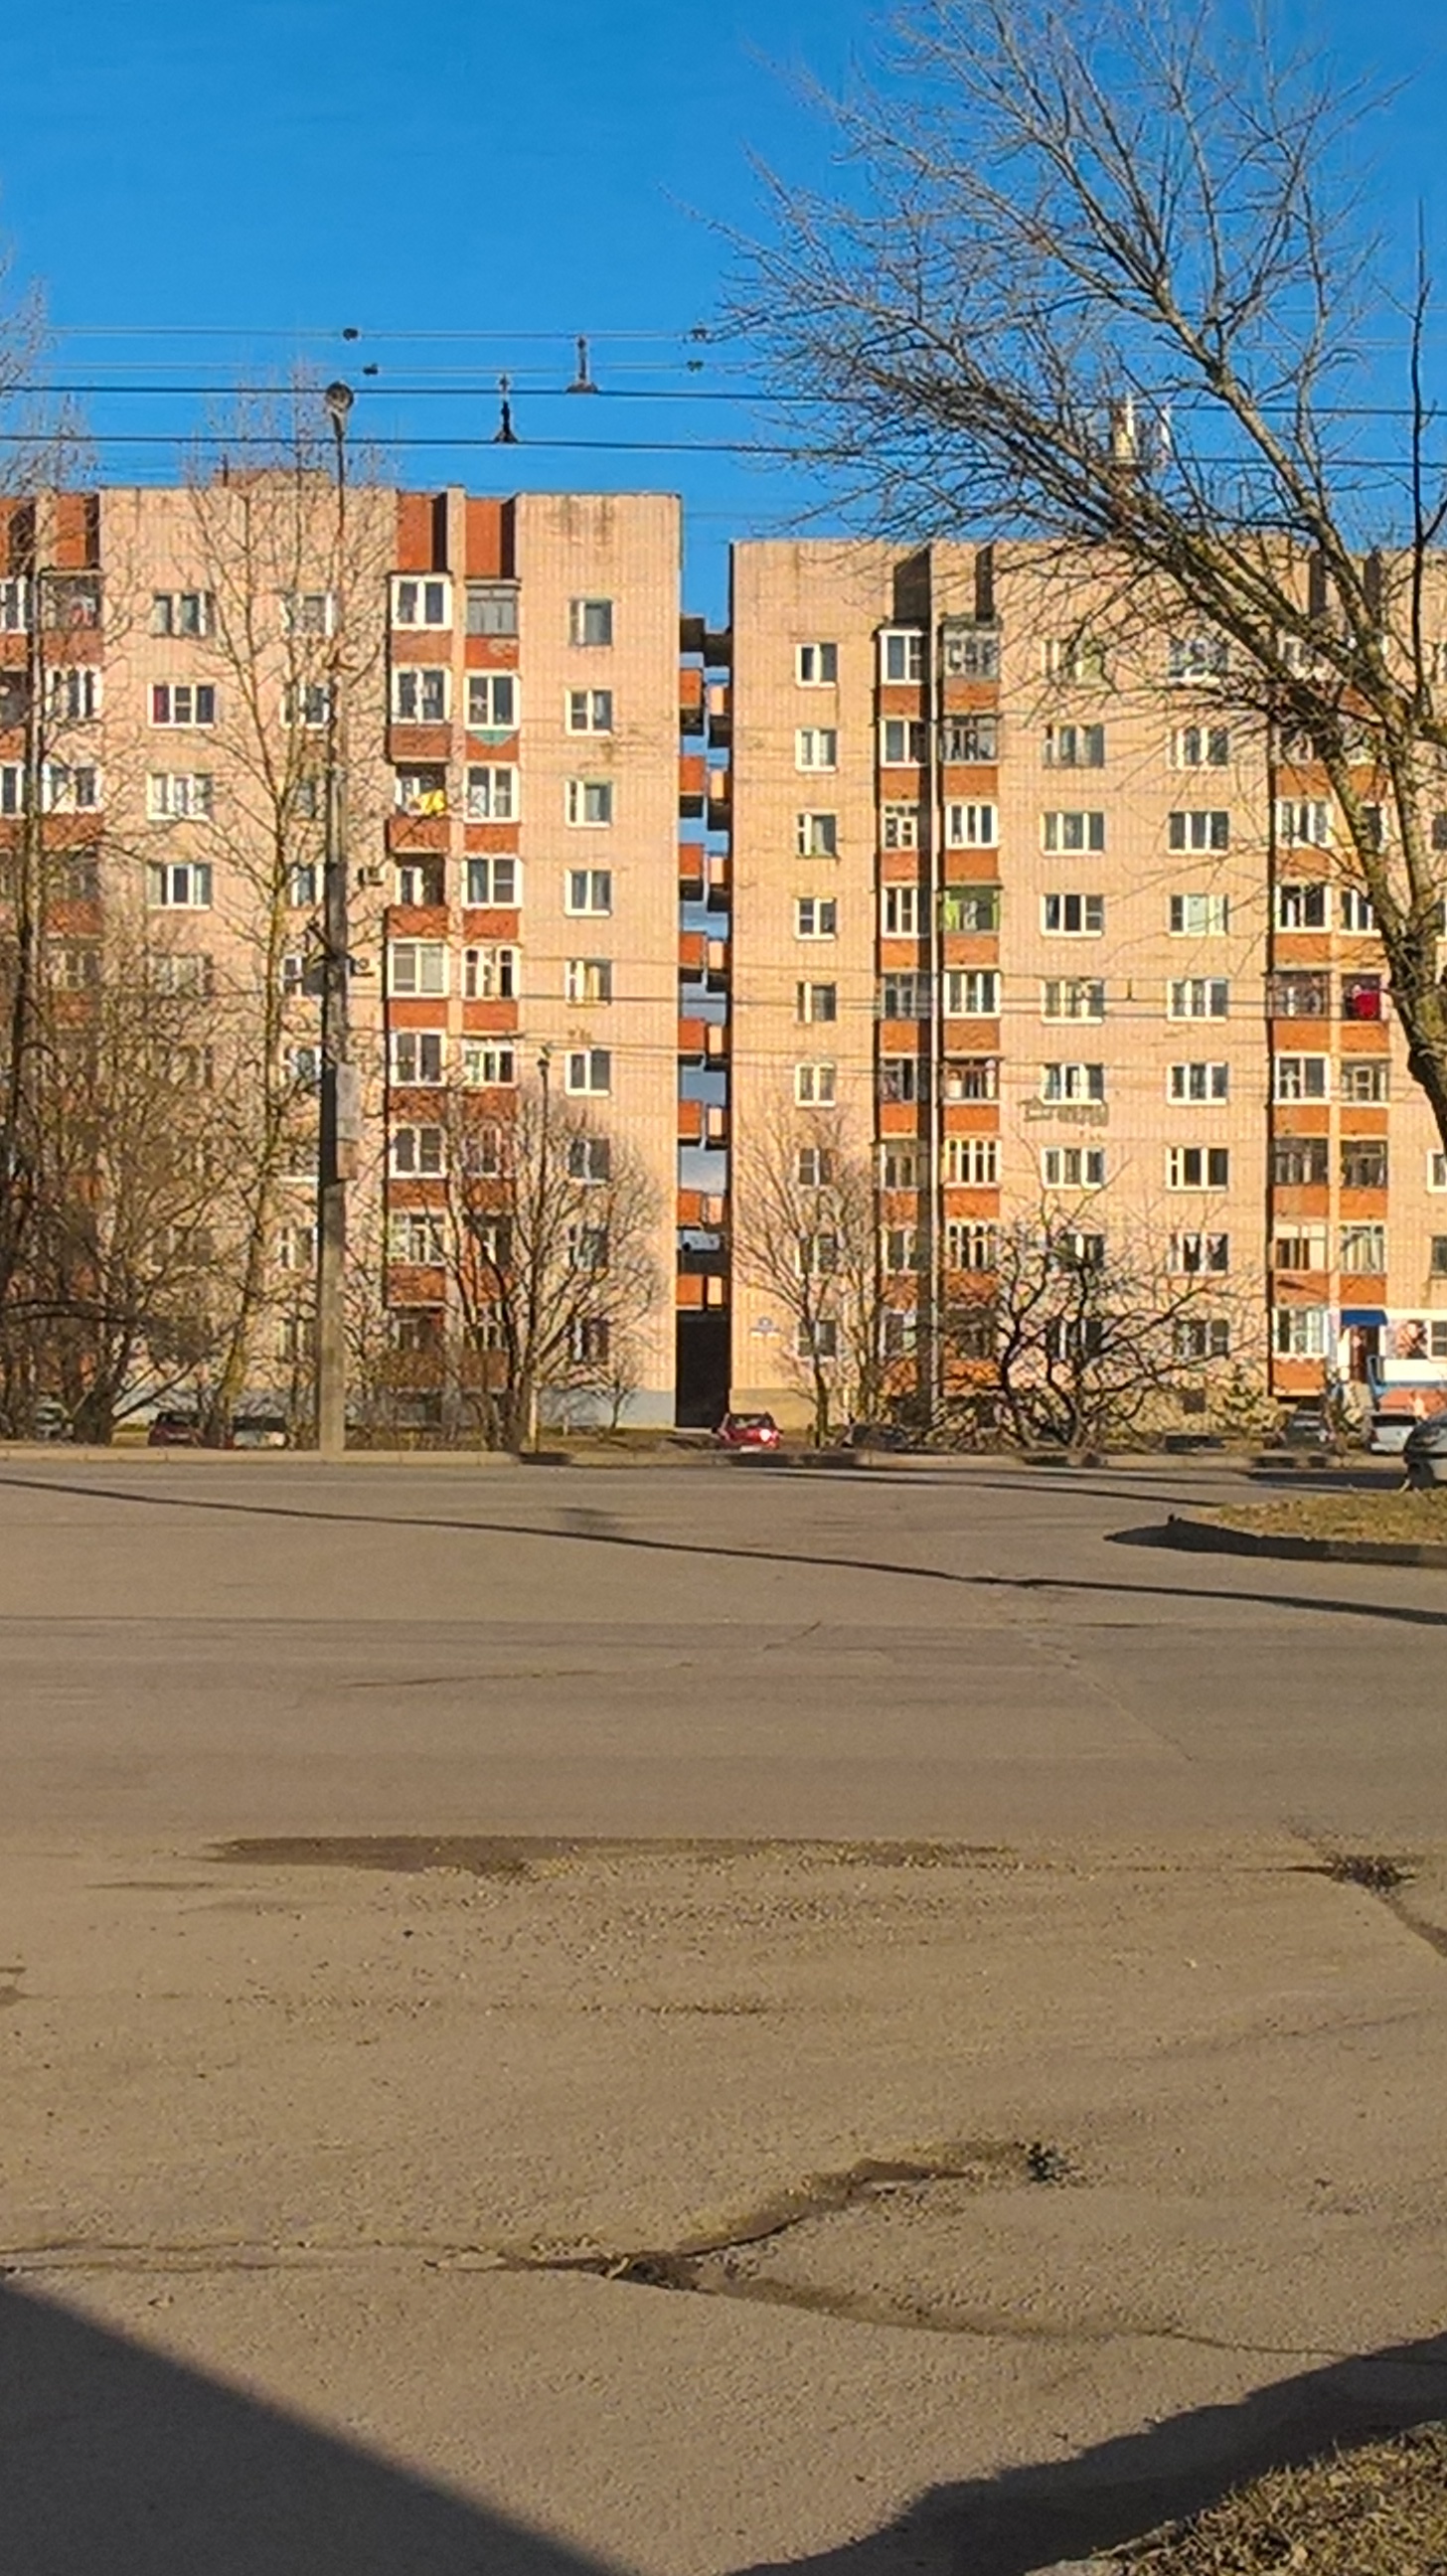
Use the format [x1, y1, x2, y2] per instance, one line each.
[1043, 723, 1105, 767]
[1274, 1054, 1330, 1101]
[881, 718, 927, 765]
[883, 885, 920, 937]
[796, 1145, 834, 1187]
[569, 1135, 612, 1184]
[881, 1308, 919, 1358]
[941, 884, 1000, 932]
[391, 1030, 444, 1085]
[882, 1226, 922, 1275]
[1172, 724, 1230, 767]
[795, 895, 837, 939]
[150, 682, 216, 727]
[798, 1318, 839, 1361]
[569, 597, 614, 647]
[943, 1056, 999, 1099]
[879, 1056, 921, 1103]
[946, 968, 1000, 1016]
[1042, 1146, 1105, 1188]
[1339, 886, 1375, 932]
[794, 1061, 836, 1105]
[46, 666, 100, 722]
[466, 673, 518, 731]
[465, 855, 519, 906]
[882, 1143, 921, 1187]
[41, 764, 100, 812]
[1272, 1136, 1330, 1186]
[1273, 1225, 1328, 1271]
[882, 803, 919, 850]
[462, 944, 517, 1000]
[395, 766, 448, 816]
[1341, 1138, 1387, 1189]
[461, 1040, 517, 1087]
[1042, 1061, 1106, 1102]
[392, 577, 451, 628]
[149, 950, 212, 997]
[565, 1047, 611, 1096]
[280, 589, 334, 635]
[796, 642, 838, 685]
[796, 1231, 841, 1277]
[1273, 1306, 1330, 1358]
[1171, 1232, 1230, 1274]
[882, 971, 929, 1018]
[392, 667, 448, 724]
[1342, 975, 1383, 1022]
[1043, 891, 1104, 934]
[1340, 1222, 1386, 1272]
[1169, 978, 1229, 1020]
[1359, 803, 1387, 852]
[1158, 1060, 1225, 1102]
[947, 1222, 1000, 1273]
[1053, 1230, 1105, 1273]
[796, 980, 838, 1024]
[1430, 1237, 1447, 1277]
[466, 765, 518, 821]
[1042, 978, 1106, 1022]
[1167, 1146, 1230, 1189]
[395, 856, 444, 906]
[1170, 893, 1229, 936]
[147, 862, 212, 909]
[1168, 633, 1228, 682]
[565, 958, 612, 1005]
[1043, 810, 1105, 852]
[275, 1221, 316, 1273]
[941, 625, 999, 678]
[56, 853, 99, 902]
[1269, 971, 1330, 1018]
[388, 939, 447, 996]
[1276, 799, 1332, 847]
[389, 1212, 445, 1265]
[282, 1043, 318, 1092]
[880, 629, 923, 682]
[571, 1315, 612, 1365]
[797, 810, 838, 857]
[152, 590, 214, 637]
[565, 869, 612, 915]
[1340, 1059, 1388, 1103]
[0, 576, 28, 631]
[566, 777, 613, 827]
[390, 1124, 445, 1176]
[1275, 882, 1330, 931]
[283, 681, 333, 730]
[945, 802, 998, 847]
[566, 688, 612, 734]
[939, 716, 998, 762]
[147, 770, 213, 821]
[1045, 635, 1106, 683]
[1175, 1317, 1231, 1361]
[943, 1135, 1000, 1184]
[467, 581, 519, 636]
[1169, 809, 1230, 852]
[1430, 1154, 1447, 1193]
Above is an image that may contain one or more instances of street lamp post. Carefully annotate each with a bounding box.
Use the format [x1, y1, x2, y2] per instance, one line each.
[315, 379, 355, 1458]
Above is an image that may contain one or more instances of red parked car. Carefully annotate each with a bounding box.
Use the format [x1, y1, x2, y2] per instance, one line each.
[715, 1410, 781, 1450]
[146, 1409, 206, 1447]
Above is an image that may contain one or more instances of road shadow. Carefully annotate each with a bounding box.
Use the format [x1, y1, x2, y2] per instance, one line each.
[730, 2327, 1447, 2576]
[0, 2277, 618, 2575]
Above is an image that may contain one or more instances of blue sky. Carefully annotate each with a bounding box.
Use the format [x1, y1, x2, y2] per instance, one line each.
[1, 0, 1445, 614]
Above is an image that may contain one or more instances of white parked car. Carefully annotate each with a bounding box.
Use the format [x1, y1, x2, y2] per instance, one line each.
[1368, 1411, 1416, 1456]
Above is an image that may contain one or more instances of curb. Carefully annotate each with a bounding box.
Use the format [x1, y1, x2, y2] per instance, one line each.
[1163, 1512, 1447, 1569]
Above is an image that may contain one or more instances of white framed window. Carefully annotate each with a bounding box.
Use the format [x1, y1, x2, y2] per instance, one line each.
[1042, 1061, 1106, 1102]
[46, 666, 100, 722]
[568, 1135, 612, 1184]
[1275, 881, 1330, 930]
[882, 803, 919, 850]
[1273, 1225, 1328, 1272]
[565, 1046, 611, 1096]
[394, 766, 448, 816]
[1167, 1145, 1230, 1189]
[569, 597, 614, 647]
[392, 666, 449, 724]
[283, 1043, 319, 1090]
[795, 726, 839, 772]
[882, 1226, 920, 1274]
[565, 868, 612, 916]
[945, 969, 1001, 1016]
[150, 681, 216, 727]
[945, 802, 998, 848]
[566, 688, 613, 734]
[1273, 1306, 1330, 1358]
[566, 776, 613, 827]
[1168, 633, 1228, 683]
[797, 809, 838, 857]
[1339, 1059, 1388, 1103]
[389, 1210, 445, 1264]
[390, 1124, 445, 1176]
[147, 770, 213, 821]
[1169, 809, 1230, 852]
[939, 715, 999, 762]
[1172, 724, 1230, 767]
[882, 973, 928, 1019]
[797, 1316, 840, 1360]
[881, 717, 927, 765]
[388, 939, 447, 997]
[147, 861, 213, 909]
[942, 884, 1000, 931]
[941, 624, 999, 679]
[1042, 978, 1106, 1022]
[462, 944, 517, 1000]
[282, 681, 333, 729]
[1170, 893, 1229, 935]
[942, 1056, 999, 1100]
[466, 672, 518, 730]
[0, 576, 29, 631]
[275, 1220, 316, 1273]
[1043, 810, 1105, 852]
[395, 856, 444, 906]
[794, 1061, 837, 1105]
[391, 1030, 445, 1085]
[880, 628, 923, 683]
[882, 885, 919, 937]
[943, 1136, 1000, 1184]
[1043, 891, 1104, 934]
[796, 980, 838, 1024]
[42, 763, 99, 812]
[1043, 723, 1105, 768]
[565, 957, 613, 1005]
[795, 895, 837, 939]
[1276, 799, 1332, 848]
[1170, 1231, 1230, 1274]
[280, 589, 335, 636]
[286, 863, 318, 907]
[795, 1230, 841, 1278]
[1169, 1060, 1229, 1102]
[152, 589, 214, 637]
[465, 855, 520, 905]
[467, 582, 518, 638]
[1273, 1053, 1330, 1101]
[1339, 886, 1375, 932]
[392, 576, 451, 628]
[1340, 1222, 1386, 1272]
[796, 641, 838, 685]
[795, 1144, 835, 1187]
[150, 950, 213, 996]
[461, 1040, 517, 1087]
[881, 1142, 922, 1187]
[1174, 1316, 1231, 1360]
[466, 765, 518, 821]
[570, 1315, 612, 1366]
[881, 1307, 919, 1358]
[1042, 1146, 1105, 1189]
[1169, 978, 1229, 1020]
[1044, 635, 1106, 684]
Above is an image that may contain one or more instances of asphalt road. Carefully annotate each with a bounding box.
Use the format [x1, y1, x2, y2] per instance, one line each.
[0, 1451, 1442, 1845]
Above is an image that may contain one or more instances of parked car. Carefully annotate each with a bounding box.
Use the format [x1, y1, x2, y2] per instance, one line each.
[1278, 1404, 1334, 1450]
[842, 1420, 913, 1452]
[715, 1410, 781, 1451]
[231, 1412, 289, 1450]
[146, 1408, 205, 1448]
[1402, 1416, 1447, 1488]
[33, 1398, 72, 1443]
[1368, 1410, 1417, 1457]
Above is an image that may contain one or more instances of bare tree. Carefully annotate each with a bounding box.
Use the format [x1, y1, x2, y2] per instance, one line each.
[737, 0, 1447, 1144]
[734, 1102, 887, 1440]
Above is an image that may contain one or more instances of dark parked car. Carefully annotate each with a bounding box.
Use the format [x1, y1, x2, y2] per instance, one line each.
[147, 1408, 205, 1448]
[1278, 1404, 1334, 1450]
[715, 1410, 781, 1451]
[842, 1420, 912, 1452]
[1402, 1415, 1447, 1489]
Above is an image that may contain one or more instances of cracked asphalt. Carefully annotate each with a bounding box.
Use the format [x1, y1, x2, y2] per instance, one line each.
[3, 1455, 1447, 2574]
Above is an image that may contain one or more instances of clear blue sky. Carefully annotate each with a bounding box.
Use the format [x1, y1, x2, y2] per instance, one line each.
[0, 0, 1444, 616]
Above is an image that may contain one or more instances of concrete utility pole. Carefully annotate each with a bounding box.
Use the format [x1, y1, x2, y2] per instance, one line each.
[315, 380, 356, 1458]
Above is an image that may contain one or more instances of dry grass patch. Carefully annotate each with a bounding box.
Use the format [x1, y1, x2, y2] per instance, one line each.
[1116, 2425, 1447, 2572]
[1210, 1491, 1447, 1546]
